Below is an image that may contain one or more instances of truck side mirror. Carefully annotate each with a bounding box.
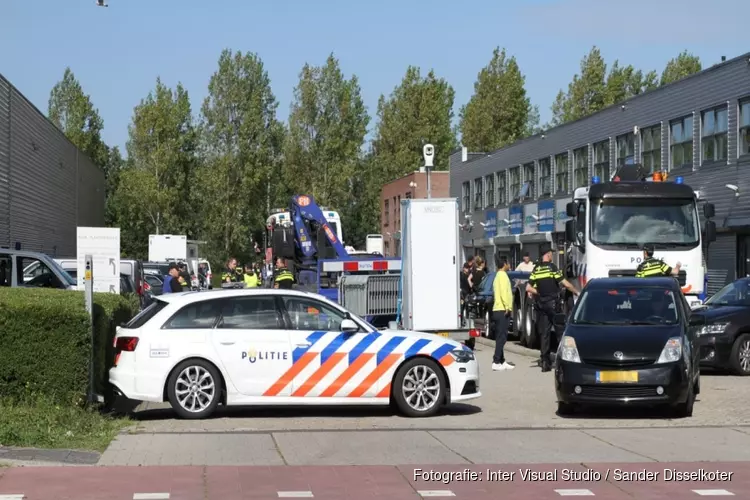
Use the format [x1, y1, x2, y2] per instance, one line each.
[703, 203, 715, 219]
[704, 220, 716, 243]
[565, 220, 577, 244]
[566, 202, 577, 217]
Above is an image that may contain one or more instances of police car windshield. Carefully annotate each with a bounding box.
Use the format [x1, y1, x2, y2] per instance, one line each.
[572, 287, 679, 325]
[589, 198, 699, 248]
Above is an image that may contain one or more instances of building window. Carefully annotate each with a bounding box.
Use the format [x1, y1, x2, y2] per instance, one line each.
[555, 153, 568, 193]
[496, 171, 507, 206]
[701, 106, 728, 164]
[522, 162, 535, 198]
[573, 146, 588, 188]
[462, 181, 470, 214]
[473, 177, 483, 210]
[484, 174, 494, 208]
[593, 140, 609, 180]
[616, 132, 635, 168]
[641, 125, 661, 172]
[539, 157, 551, 196]
[741, 99, 750, 156]
[509, 167, 521, 200]
[670, 115, 693, 169]
[384, 199, 390, 225]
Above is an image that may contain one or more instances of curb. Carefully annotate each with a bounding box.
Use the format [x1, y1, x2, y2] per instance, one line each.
[475, 336, 539, 359]
[0, 446, 100, 466]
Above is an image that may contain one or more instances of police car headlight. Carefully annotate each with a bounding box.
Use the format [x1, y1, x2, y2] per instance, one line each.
[697, 323, 728, 336]
[450, 349, 475, 363]
[656, 337, 682, 363]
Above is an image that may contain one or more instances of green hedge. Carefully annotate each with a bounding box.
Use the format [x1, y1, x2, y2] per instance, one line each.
[0, 288, 139, 405]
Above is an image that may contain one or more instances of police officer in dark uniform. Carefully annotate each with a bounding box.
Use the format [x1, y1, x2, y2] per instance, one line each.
[635, 245, 682, 278]
[221, 257, 243, 284]
[274, 257, 295, 289]
[526, 245, 580, 372]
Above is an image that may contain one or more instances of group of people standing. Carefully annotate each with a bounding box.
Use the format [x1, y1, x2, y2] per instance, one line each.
[221, 256, 295, 289]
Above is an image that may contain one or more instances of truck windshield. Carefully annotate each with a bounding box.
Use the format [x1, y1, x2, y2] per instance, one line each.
[589, 198, 699, 247]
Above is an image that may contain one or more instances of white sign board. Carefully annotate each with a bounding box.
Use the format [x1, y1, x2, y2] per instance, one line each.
[77, 227, 121, 294]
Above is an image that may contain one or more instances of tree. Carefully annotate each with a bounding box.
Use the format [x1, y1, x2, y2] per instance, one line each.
[110, 78, 198, 258]
[459, 47, 536, 151]
[198, 49, 285, 262]
[660, 51, 702, 86]
[282, 53, 369, 217]
[551, 47, 659, 126]
[48, 67, 108, 166]
[372, 66, 457, 183]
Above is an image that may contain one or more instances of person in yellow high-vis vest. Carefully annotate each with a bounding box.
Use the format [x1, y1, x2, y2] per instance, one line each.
[243, 263, 259, 288]
[635, 245, 681, 278]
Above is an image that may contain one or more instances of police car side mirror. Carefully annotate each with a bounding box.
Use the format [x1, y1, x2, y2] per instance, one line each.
[341, 318, 359, 333]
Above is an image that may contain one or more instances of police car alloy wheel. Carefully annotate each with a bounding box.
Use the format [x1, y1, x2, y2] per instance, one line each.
[392, 357, 446, 418]
[167, 359, 223, 419]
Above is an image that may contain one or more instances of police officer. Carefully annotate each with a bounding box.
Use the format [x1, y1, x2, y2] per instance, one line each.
[274, 257, 295, 289]
[178, 262, 191, 290]
[222, 257, 243, 284]
[526, 245, 580, 372]
[635, 245, 682, 278]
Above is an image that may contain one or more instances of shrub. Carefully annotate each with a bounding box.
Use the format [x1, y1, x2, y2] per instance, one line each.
[0, 288, 139, 405]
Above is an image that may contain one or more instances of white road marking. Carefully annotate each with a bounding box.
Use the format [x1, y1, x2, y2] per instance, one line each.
[693, 491, 735, 496]
[555, 490, 595, 496]
[277, 492, 314, 498]
[133, 494, 170, 500]
[417, 491, 456, 497]
[0, 495, 26, 500]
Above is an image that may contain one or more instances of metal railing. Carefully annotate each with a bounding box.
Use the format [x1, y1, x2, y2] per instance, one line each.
[339, 274, 400, 317]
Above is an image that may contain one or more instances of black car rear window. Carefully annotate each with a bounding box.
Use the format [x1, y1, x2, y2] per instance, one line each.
[572, 286, 679, 325]
[125, 300, 167, 329]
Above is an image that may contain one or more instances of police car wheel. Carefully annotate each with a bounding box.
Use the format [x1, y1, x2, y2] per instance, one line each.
[167, 359, 222, 419]
[392, 357, 446, 418]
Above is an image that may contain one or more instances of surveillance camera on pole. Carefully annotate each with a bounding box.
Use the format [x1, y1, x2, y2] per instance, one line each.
[423, 144, 434, 199]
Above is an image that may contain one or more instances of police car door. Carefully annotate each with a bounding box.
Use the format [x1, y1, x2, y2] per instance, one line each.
[279, 296, 372, 399]
[211, 295, 293, 397]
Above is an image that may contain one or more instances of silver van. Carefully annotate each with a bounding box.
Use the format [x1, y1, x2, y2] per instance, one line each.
[1, 249, 77, 289]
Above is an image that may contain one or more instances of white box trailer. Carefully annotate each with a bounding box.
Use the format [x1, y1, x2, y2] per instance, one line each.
[399, 198, 468, 338]
[148, 234, 187, 262]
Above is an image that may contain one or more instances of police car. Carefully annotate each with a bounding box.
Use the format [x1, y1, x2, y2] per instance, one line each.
[110, 289, 481, 419]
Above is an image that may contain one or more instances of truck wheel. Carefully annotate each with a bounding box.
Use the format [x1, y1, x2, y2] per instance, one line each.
[392, 357, 446, 418]
[484, 310, 493, 339]
[525, 303, 537, 349]
[515, 301, 524, 339]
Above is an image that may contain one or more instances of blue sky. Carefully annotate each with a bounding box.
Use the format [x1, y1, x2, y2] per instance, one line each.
[2, 0, 748, 154]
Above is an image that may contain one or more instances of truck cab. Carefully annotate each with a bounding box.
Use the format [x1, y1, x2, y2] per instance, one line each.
[564, 171, 716, 308]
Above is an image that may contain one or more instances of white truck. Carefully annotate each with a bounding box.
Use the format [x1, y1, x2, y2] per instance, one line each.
[398, 198, 478, 343]
[564, 172, 717, 308]
[148, 234, 187, 262]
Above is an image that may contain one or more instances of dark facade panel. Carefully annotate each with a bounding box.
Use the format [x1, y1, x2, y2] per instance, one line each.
[1, 74, 105, 257]
[0, 78, 10, 248]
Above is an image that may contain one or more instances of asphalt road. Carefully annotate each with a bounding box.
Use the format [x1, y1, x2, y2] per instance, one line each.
[93, 341, 750, 466]
[127, 341, 750, 433]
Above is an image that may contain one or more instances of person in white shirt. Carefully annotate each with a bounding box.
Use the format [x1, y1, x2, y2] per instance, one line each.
[515, 252, 535, 272]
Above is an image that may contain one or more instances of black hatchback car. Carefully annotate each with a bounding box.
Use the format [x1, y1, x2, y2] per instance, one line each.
[691, 277, 750, 375]
[554, 277, 700, 418]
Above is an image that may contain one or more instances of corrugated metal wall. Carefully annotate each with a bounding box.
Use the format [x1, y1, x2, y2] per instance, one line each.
[0, 74, 105, 257]
[706, 233, 736, 296]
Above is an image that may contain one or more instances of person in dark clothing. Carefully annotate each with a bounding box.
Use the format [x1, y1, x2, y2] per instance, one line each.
[178, 262, 191, 290]
[460, 263, 471, 325]
[470, 256, 486, 293]
[274, 257, 295, 289]
[222, 257, 242, 284]
[526, 245, 579, 372]
[163, 263, 184, 294]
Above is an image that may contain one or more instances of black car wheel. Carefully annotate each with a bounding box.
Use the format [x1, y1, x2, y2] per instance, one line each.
[729, 333, 750, 376]
[672, 383, 695, 418]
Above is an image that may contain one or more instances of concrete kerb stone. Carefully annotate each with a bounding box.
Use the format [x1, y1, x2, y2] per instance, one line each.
[0, 447, 100, 467]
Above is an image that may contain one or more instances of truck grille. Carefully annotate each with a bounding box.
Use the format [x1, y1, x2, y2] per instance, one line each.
[608, 269, 686, 286]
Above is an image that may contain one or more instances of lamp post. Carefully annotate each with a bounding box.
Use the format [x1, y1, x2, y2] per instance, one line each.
[409, 181, 417, 198]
